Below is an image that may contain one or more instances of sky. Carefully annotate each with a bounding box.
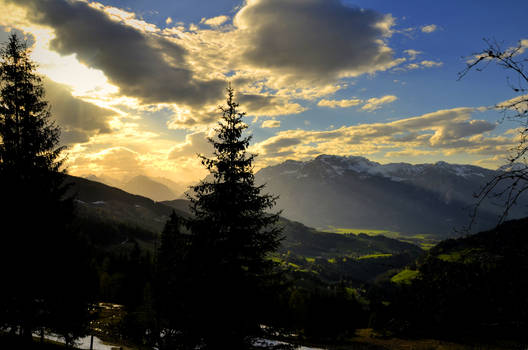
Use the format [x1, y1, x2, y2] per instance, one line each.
[0, 0, 527, 185]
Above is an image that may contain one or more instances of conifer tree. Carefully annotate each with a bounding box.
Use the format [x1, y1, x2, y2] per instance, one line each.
[155, 211, 191, 348]
[0, 33, 92, 344]
[187, 86, 282, 348]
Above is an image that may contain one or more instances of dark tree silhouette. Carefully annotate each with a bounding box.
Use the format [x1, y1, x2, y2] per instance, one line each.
[155, 211, 191, 349]
[186, 85, 283, 348]
[458, 39, 528, 226]
[0, 33, 93, 346]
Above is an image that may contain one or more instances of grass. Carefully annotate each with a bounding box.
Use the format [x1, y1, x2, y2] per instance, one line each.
[270, 256, 282, 263]
[357, 253, 393, 260]
[347, 329, 516, 350]
[320, 226, 439, 250]
[438, 252, 463, 262]
[321, 226, 398, 236]
[391, 269, 419, 284]
[437, 248, 484, 263]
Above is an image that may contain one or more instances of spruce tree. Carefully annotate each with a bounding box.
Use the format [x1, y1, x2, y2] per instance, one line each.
[155, 211, 191, 348]
[187, 86, 282, 348]
[0, 33, 92, 344]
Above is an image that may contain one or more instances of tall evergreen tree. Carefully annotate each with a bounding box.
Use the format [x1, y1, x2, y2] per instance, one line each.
[187, 86, 282, 348]
[155, 211, 191, 349]
[0, 33, 92, 345]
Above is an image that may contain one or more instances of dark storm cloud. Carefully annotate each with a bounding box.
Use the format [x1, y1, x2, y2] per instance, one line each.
[11, 0, 224, 106]
[235, 0, 396, 80]
[44, 79, 114, 143]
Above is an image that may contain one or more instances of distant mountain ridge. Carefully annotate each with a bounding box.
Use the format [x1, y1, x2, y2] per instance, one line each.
[255, 155, 528, 237]
[80, 174, 187, 202]
[122, 175, 177, 202]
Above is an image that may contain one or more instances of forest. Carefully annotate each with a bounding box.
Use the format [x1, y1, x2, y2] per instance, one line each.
[1, 31, 528, 350]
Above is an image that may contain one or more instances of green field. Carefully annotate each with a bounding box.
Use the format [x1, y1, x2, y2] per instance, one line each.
[358, 253, 393, 260]
[320, 226, 439, 250]
[391, 269, 419, 284]
[437, 248, 484, 263]
[320, 226, 398, 236]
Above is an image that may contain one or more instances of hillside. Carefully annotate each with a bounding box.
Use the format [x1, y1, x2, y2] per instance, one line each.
[381, 218, 528, 341]
[65, 175, 188, 234]
[67, 176, 423, 283]
[256, 155, 527, 237]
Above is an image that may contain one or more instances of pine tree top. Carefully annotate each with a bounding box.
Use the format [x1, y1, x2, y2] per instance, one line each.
[0, 33, 64, 175]
[188, 85, 282, 272]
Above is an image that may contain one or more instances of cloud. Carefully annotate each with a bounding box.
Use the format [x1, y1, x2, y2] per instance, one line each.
[237, 93, 306, 117]
[5, 0, 411, 128]
[405, 60, 443, 70]
[200, 15, 229, 27]
[257, 135, 303, 158]
[421, 24, 437, 33]
[74, 146, 145, 178]
[317, 98, 363, 108]
[404, 49, 421, 60]
[44, 79, 115, 144]
[9, 0, 225, 107]
[420, 60, 443, 68]
[496, 94, 528, 111]
[361, 95, 397, 111]
[262, 120, 280, 128]
[429, 120, 496, 146]
[234, 0, 400, 81]
[166, 105, 219, 130]
[168, 131, 214, 159]
[165, 93, 305, 130]
[251, 107, 509, 165]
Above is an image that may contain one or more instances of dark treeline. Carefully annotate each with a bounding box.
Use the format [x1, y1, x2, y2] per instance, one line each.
[0, 34, 96, 347]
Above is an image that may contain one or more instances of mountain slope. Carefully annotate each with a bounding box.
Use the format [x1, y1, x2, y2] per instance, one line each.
[121, 175, 177, 202]
[384, 218, 528, 340]
[65, 175, 188, 233]
[255, 155, 526, 237]
[67, 175, 422, 283]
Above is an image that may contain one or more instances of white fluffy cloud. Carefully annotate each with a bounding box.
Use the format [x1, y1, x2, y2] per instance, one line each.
[421, 24, 437, 33]
[200, 15, 229, 27]
[251, 107, 507, 165]
[361, 95, 398, 111]
[318, 99, 363, 108]
[262, 120, 281, 128]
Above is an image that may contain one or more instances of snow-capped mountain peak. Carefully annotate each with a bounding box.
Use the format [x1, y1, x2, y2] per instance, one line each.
[261, 154, 494, 182]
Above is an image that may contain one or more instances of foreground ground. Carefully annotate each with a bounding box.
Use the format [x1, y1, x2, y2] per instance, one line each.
[2, 328, 524, 350]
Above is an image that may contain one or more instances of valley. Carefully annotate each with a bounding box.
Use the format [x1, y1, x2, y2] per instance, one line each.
[61, 171, 528, 349]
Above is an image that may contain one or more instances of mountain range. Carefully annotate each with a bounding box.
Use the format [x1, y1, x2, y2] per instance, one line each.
[255, 155, 528, 237]
[83, 174, 187, 202]
[75, 154, 528, 238]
